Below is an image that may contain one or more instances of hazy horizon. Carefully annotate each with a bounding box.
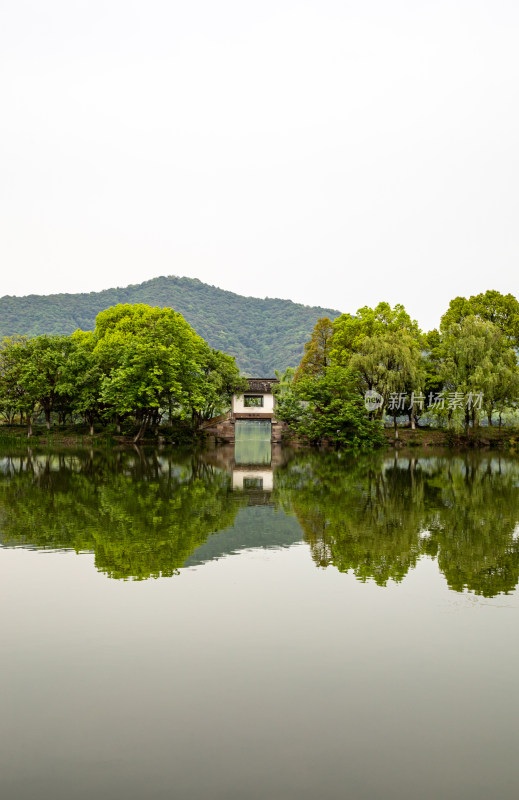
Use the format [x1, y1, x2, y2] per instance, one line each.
[2, 1, 518, 332]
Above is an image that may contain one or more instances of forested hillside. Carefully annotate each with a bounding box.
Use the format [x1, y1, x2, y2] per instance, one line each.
[0, 276, 340, 374]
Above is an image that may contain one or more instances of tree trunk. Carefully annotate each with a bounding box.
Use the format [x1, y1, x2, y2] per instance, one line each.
[411, 408, 416, 430]
[89, 423, 94, 436]
[487, 411, 493, 426]
[133, 415, 149, 444]
[27, 415, 33, 438]
[44, 408, 51, 430]
[393, 415, 398, 441]
[153, 410, 161, 436]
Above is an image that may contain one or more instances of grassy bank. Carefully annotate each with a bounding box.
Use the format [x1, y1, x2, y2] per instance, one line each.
[2, 423, 519, 451]
[0, 422, 201, 448]
[0, 424, 114, 448]
[383, 426, 519, 450]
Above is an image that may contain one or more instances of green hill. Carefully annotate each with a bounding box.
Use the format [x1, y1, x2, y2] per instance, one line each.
[0, 275, 340, 374]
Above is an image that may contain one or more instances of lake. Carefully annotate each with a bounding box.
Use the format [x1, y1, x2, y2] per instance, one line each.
[1, 444, 518, 799]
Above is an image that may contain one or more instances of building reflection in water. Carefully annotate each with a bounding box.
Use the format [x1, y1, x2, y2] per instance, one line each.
[233, 439, 274, 507]
[230, 422, 275, 499]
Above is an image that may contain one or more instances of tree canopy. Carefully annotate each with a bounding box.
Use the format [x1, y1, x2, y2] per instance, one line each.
[283, 291, 519, 438]
[440, 290, 519, 346]
[0, 304, 245, 441]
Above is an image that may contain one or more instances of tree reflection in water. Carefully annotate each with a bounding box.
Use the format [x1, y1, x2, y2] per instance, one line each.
[0, 448, 245, 580]
[275, 450, 519, 597]
[1, 446, 518, 596]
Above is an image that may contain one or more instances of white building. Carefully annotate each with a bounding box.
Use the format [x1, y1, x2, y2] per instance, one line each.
[231, 378, 278, 420]
[205, 378, 286, 442]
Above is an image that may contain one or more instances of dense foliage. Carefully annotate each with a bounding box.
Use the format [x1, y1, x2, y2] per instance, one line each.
[0, 304, 246, 442]
[0, 275, 340, 375]
[283, 290, 519, 439]
[275, 365, 385, 449]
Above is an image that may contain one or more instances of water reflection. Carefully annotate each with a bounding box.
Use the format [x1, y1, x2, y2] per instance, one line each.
[0, 449, 245, 580]
[1, 446, 519, 595]
[279, 450, 519, 597]
[234, 419, 272, 466]
[232, 435, 274, 495]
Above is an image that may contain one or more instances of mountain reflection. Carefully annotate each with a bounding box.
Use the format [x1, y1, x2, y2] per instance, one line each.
[1, 446, 519, 596]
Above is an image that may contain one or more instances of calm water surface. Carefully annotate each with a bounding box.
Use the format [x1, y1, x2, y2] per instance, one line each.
[1, 444, 518, 799]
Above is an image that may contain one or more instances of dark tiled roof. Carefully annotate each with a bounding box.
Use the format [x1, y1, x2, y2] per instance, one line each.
[246, 378, 279, 393]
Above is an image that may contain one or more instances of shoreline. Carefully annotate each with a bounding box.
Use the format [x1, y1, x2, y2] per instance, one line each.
[1, 424, 518, 451]
[381, 426, 519, 450]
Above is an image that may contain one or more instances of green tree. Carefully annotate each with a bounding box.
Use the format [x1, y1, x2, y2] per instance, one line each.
[94, 304, 243, 442]
[440, 290, 519, 347]
[190, 349, 246, 426]
[439, 317, 519, 427]
[423, 328, 443, 398]
[0, 336, 47, 436]
[275, 365, 384, 449]
[329, 302, 425, 436]
[295, 317, 334, 380]
[349, 330, 425, 437]
[331, 302, 422, 365]
[61, 331, 103, 434]
[27, 335, 74, 429]
[274, 366, 296, 391]
[0, 337, 24, 424]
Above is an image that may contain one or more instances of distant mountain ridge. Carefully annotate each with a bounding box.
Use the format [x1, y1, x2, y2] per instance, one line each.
[0, 275, 341, 374]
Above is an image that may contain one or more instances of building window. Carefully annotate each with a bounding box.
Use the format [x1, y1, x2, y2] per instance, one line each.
[244, 395, 264, 408]
[243, 477, 263, 489]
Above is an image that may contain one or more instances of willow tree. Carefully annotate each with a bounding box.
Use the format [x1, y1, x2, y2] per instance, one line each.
[328, 302, 425, 435]
[348, 330, 425, 436]
[439, 316, 519, 427]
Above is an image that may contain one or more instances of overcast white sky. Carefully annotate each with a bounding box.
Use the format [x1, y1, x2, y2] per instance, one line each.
[1, 0, 518, 330]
